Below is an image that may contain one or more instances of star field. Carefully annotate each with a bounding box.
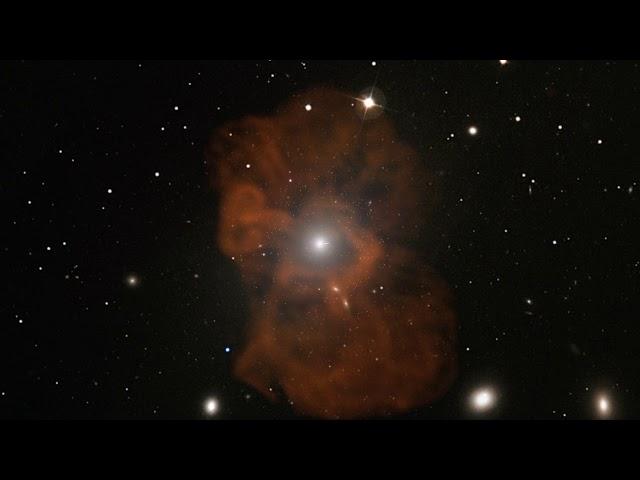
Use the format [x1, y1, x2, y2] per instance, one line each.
[3, 60, 640, 419]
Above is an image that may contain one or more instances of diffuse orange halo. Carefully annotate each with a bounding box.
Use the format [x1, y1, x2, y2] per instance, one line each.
[207, 88, 457, 418]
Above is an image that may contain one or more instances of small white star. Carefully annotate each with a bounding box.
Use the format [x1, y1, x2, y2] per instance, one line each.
[305, 104, 312, 111]
[515, 115, 521, 122]
[468, 126, 478, 136]
[126, 275, 139, 287]
[107, 188, 113, 194]
[499, 60, 508, 65]
[154, 172, 160, 177]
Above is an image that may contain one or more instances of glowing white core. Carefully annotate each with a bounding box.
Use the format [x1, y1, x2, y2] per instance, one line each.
[598, 396, 610, 415]
[204, 398, 218, 415]
[363, 97, 376, 109]
[471, 388, 496, 411]
[314, 237, 329, 251]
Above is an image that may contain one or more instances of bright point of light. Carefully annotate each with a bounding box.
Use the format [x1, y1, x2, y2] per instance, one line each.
[225, 347, 231, 353]
[371, 61, 377, 66]
[515, 115, 521, 122]
[126, 275, 138, 287]
[597, 139, 603, 145]
[499, 60, 508, 65]
[107, 188, 113, 194]
[599, 397, 609, 412]
[305, 104, 312, 111]
[204, 398, 219, 415]
[246, 164, 251, 169]
[558, 124, 563, 130]
[154, 171, 160, 177]
[363, 96, 376, 109]
[314, 237, 329, 251]
[470, 388, 496, 412]
[597, 395, 611, 417]
[468, 126, 478, 136]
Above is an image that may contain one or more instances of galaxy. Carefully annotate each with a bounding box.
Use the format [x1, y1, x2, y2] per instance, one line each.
[3, 59, 640, 421]
[209, 88, 456, 418]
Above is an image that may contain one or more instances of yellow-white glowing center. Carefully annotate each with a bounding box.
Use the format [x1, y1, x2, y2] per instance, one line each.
[314, 237, 330, 251]
[363, 96, 376, 109]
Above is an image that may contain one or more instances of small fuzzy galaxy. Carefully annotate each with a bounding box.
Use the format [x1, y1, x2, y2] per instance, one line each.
[4, 60, 640, 420]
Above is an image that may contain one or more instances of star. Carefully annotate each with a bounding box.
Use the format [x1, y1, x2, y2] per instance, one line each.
[125, 274, 139, 287]
[499, 60, 508, 65]
[362, 96, 376, 109]
[468, 126, 478, 136]
[305, 104, 312, 111]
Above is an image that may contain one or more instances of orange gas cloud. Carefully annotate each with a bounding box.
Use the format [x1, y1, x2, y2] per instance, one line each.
[207, 88, 457, 418]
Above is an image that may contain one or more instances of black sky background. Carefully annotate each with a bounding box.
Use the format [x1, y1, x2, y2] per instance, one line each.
[3, 60, 640, 419]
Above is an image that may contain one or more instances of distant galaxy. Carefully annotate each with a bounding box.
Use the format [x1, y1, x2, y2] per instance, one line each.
[208, 88, 457, 418]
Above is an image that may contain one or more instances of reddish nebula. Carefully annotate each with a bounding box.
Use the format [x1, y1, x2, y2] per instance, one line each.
[207, 88, 457, 418]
